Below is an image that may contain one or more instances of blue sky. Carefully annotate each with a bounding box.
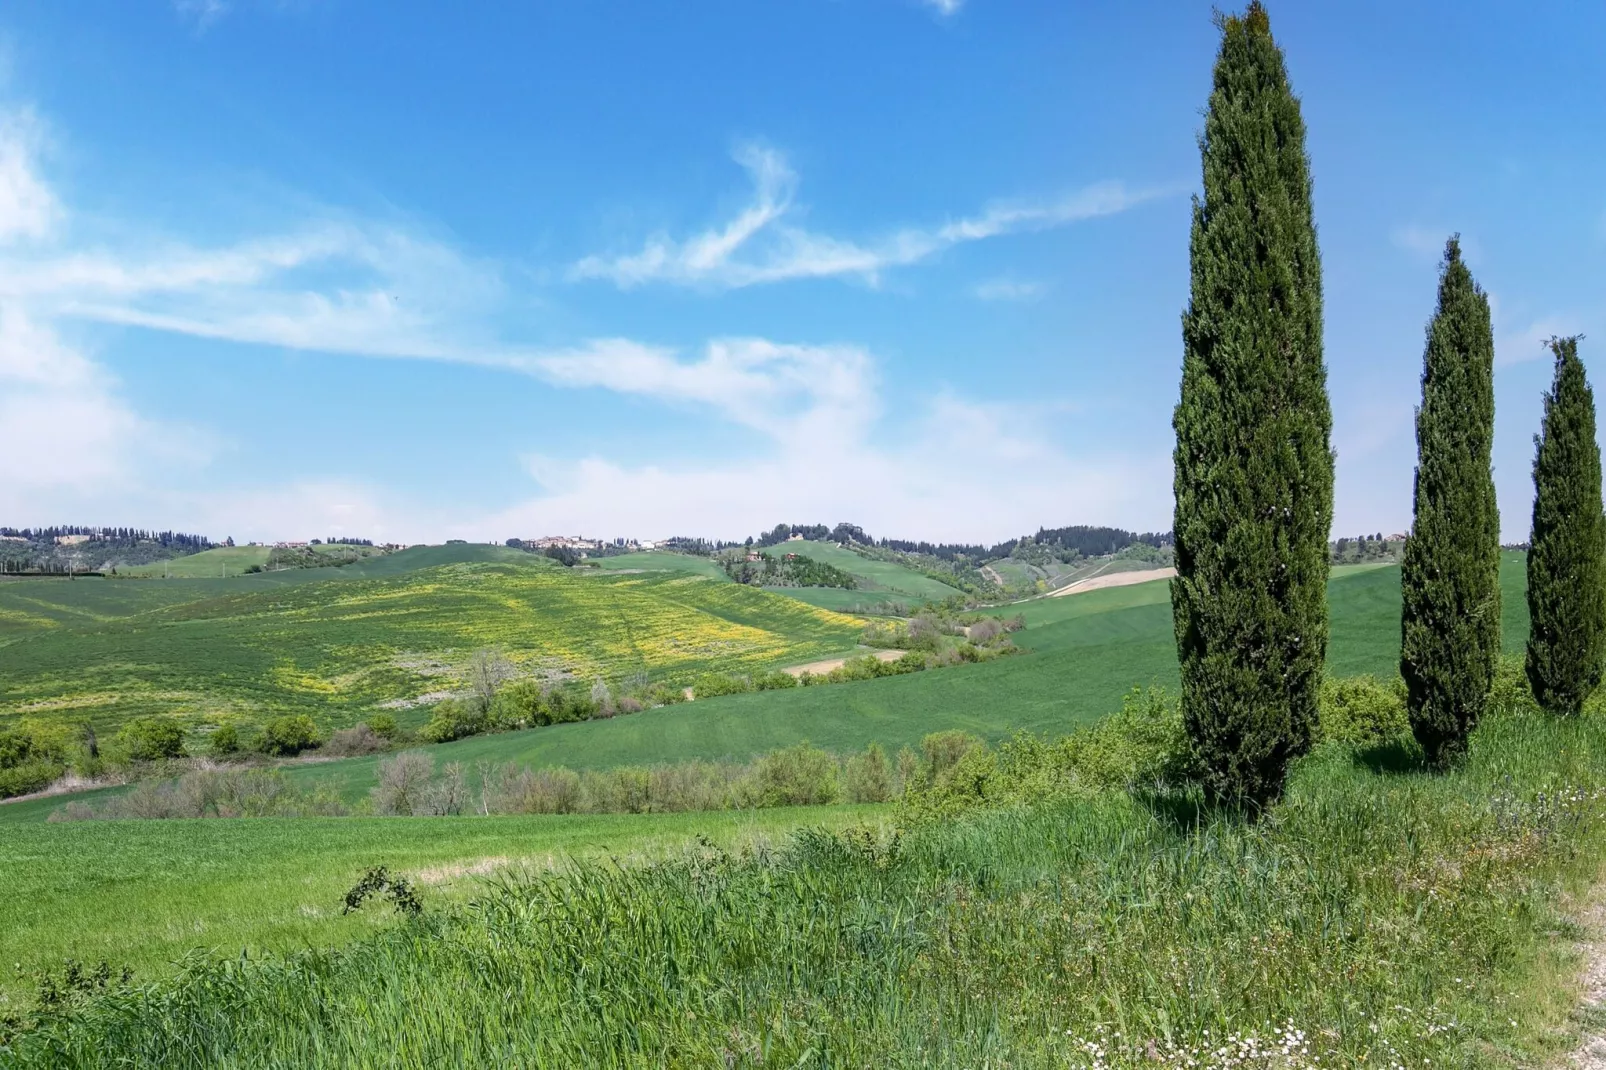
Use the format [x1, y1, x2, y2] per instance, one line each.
[0, 1, 1601, 544]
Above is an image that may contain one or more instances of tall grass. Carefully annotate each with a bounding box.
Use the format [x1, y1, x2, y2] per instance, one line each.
[8, 703, 1605, 1067]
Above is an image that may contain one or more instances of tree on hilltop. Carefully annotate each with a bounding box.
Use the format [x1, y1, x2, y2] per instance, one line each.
[1171, 1, 1331, 810]
[1526, 336, 1606, 716]
[1399, 237, 1501, 765]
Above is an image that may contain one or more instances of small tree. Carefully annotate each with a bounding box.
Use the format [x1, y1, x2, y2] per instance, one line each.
[1526, 336, 1606, 715]
[1400, 237, 1501, 765]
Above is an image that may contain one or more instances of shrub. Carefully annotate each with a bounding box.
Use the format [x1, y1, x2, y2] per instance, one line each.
[753, 670, 799, 691]
[642, 682, 688, 707]
[364, 713, 399, 740]
[843, 743, 892, 803]
[419, 699, 486, 744]
[207, 724, 241, 758]
[589, 678, 616, 718]
[371, 752, 437, 816]
[747, 744, 839, 807]
[53, 767, 348, 819]
[257, 715, 322, 757]
[323, 724, 389, 758]
[967, 617, 1005, 644]
[0, 760, 63, 799]
[1317, 676, 1409, 746]
[115, 717, 187, 762]
[616, 695, 645, 715]
[921, 730, 983, 783]
[692, 673, 752, 700]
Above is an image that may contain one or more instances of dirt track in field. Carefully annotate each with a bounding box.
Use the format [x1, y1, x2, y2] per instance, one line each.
[1048, 566, 1176, 598]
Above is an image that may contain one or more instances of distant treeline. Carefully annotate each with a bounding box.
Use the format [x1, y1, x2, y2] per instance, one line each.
[0, 526, 211, 550]
[313, 537, 374, 546]
[732, 521, 1173, 564]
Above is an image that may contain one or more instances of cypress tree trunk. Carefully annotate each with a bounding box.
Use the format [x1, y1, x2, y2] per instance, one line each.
[1399, 237, 1501, 765]
[1172, 2, 1332, 811]
[1526, 336, 1606, 715]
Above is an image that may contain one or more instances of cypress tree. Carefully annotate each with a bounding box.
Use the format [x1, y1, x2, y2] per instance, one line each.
[1399, 237, 1501, 765]
[1172, 2, 1331, 810]
[1526, 336, 1606, 715]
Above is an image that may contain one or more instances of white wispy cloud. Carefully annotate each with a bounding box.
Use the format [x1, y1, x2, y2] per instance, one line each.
[0, 100, 1174, 543]
[920, 0, 965, 16]
[973, 277, 1047, 302]
[571, 144, 1158, 290]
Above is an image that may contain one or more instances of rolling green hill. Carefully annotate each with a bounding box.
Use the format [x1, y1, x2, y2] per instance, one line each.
[118, 545, 273, 577]
[0, 550, 866, 735]
[34, 557, 1508, 814]
[761, 540, 963, 603]
[589, 551, 729, 580]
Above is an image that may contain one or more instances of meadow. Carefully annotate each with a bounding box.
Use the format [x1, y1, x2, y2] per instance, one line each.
[0, 546, 866, 735]
[0, 557, 1524, 821]
[118, 546, 273, 578]
[0, 803, 882, 1004]
[763, 540, 965, 601]
[6, 704, 1603, 1067]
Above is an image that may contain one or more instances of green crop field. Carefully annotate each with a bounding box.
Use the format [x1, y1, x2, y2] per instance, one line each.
[765, 540, 964, 601]
[0, 547, 866, 736]
[0, 804, 883, 1000]
[0, 558, 1516, 819]
[118, 546, 273, 578]
[761, 585, 917, 614]
[589, 551, 729, 580]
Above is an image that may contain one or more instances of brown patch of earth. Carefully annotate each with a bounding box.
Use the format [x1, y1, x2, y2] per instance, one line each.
[782, 649, 904, 677]
[1048, 566, 1175, 598]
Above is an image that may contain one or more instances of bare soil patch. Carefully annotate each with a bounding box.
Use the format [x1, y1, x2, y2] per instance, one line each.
[783, 648, 904, 677]
[1048, 566, 1176, 598]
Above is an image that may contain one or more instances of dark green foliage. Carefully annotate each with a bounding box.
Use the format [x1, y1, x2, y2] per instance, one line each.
[1526, 336, 1606, 715]
[256, 715, 321, 757]
[341, 866, 423, 918]
[1398, 238, 1501, 764]
[206, 724, 241, 758]
[114, 717, 186, 762]
[1171, 2, 1331, 809]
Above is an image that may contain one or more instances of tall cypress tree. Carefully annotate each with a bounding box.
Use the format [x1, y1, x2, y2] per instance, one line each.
[1399, 238, 1501, 765]
[1526, 336, 1606, 715]
[1172, 2, 1331, 810]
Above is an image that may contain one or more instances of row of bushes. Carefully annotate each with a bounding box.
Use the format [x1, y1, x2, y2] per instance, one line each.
[690, 643, 1018, 699]
[0, 712, 406, 800]
[860, 611, 1024, 652]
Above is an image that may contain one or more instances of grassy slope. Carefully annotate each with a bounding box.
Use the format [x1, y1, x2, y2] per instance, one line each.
[11, 710, 1606, 1067]
[0, 557, 1528, 818]
[589, 551, 729, 580]
[266, 560, 1522, 805]
[769, 541, 964, 601]
[0, 804, 884, 1000]
[119, 546, 273, 578]
[0, 549, 865, 734]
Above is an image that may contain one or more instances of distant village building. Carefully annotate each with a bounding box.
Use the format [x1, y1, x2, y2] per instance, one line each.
[54, 534, 92, 546]
[275, 541, 309, 549]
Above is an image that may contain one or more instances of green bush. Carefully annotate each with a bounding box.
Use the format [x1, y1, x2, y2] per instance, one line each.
[1317, 675, 1409, 745]
[0, 759, 64, 798]
[257, 715, 322, 757]
[692, 673, 752, 699]
[753, 670, 799, 691]
[747, 744, 839, 807]
[207, 724, 241, 758]
[843, 743, 892, 803]
[920, 730, 983, 782]
[364, 713, 399, 740]
[115, 717, 187, 762]
[419, 699, 487, 744]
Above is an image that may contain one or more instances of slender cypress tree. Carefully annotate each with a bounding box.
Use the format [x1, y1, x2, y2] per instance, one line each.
[1526, 336, 1606, 715]
[1172, 2, 1331, 810]
[1399, 238, 1501, 765]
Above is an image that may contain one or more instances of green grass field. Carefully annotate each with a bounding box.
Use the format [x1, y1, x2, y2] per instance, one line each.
[761, 585, 918, 614]
[0, 546, 865, 735]
[766, 540, 965, 601]
[1, 557, 1520, 820]
[0, 804, 884, 1001]
[118, 546, 273, 578]
[589, 551, 729, 580]
[9, 707, 1604, 1067]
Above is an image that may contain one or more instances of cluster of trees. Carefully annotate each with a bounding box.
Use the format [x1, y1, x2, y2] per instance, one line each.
[0, 526, 211, 549]
[1171, 4, 1606, 809]
[313, 537, 375, 546]
[718, 550, 859, 589]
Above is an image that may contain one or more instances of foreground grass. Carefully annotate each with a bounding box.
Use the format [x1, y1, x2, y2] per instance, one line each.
[0, 805, 881, 1007]
[6, 706, 1604, 1067]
